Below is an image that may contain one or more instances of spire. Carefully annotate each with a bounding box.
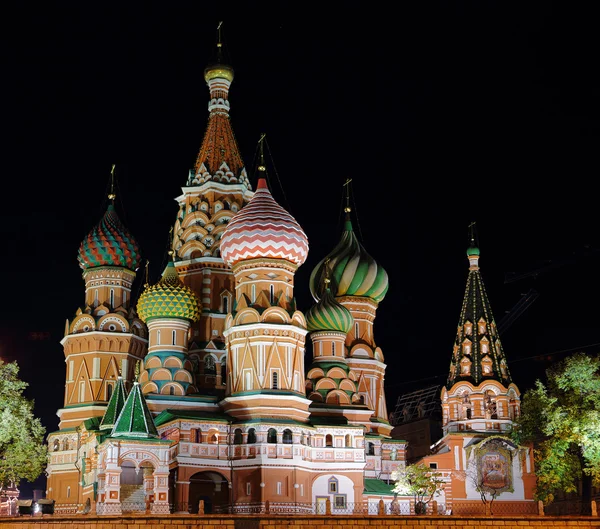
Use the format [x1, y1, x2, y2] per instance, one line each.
[111, 381, 159, 438]
[446, 225, 511, 388]
[99, 376, 128, 431]
[188, 21, 250, 188]
[108, 164, 116, 203]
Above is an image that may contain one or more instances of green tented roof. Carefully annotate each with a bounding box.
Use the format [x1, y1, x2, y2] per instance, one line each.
[111, 382, 158, 438]
[99, 377, 128, 431]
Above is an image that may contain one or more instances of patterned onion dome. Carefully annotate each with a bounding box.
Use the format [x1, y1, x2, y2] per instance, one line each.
[306, 285, 353, 333]
[220, 178, 309, 268]
[309, 216, 389, 304]
[78, 204, 142, 271]
[137, 261, 201, 322]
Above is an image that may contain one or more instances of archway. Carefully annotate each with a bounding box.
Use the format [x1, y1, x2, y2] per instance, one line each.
[188, 471, 229, 513]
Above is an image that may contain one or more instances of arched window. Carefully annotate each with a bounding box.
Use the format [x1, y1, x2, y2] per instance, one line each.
[192, 428, 201, 443]
[272, 371, 278, 389]
[366, 442, 375, 455]
[325, 434, 333, 447]
[53, 439, 59, 451]
[267, 428, 277, 443]
[106, 383, 113, 401]
[282, 429, 293, 444]
[247, 428, 256, 444]
[222, 295, 229, 314]
[345, 434, 352, 447]
[169, 386, 175, 395]
[109, 289, 114, 307]
[234, 428, 243, 444]
[210, 433, 219, 444]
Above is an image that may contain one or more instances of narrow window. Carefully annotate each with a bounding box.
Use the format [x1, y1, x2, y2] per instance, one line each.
[276, 482, 282, 495]
[355, 322, 359, 339]
[68, 360, 74, 381]
[247, 428, 256, 444]
[267, 428, 277, 443]
[79, 381, 85, 401]
[345, 434, 351, 447]
[110, 289, 114, 307]
[328, 477, 338, 493]
[332, 342, 336, 356]
[251, 284, 256, 303]
[106, 383, 113, 401]
[223, 296, 229, 314]
[272, 371, 278, 389]
[234, 428, 243, 444]
[93, 358, 100, 379]
[67, 486, 71, 498]
[157, 329, 161, 344]
[270, 285, 275, 304]
[94, 289, 98, 307]
[123, 290, 127, 306]
[326, 434, 333, 447]
[172, 330, 176, 345]
[367, 442, 375, 455]
[246, 483, 251, 496]
[300, 484, 304, 497]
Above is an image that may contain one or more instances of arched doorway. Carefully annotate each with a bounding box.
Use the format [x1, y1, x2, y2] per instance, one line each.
[188, 471, 229, 513]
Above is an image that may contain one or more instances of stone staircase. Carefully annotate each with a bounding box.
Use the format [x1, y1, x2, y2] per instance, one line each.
[120, 484, 146, 512]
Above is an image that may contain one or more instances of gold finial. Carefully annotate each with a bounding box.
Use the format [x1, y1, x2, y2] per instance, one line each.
[144, 259, 150, 288]
[108, 164, 116, 201]
[343, 178, 352, 214]
[257, 133, 267, 174]
[134, 360, 141, 381]
[118, 360, 122, 377]
[468, 221, 477, 246]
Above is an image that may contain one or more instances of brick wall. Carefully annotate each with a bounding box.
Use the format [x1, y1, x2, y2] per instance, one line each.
[1, 514, 600, 529]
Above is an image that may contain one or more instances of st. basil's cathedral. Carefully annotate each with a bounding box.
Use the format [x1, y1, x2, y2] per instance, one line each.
[43, 36, 537, 516]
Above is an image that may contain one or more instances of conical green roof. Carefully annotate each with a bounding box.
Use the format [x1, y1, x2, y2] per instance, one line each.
[137, 261, 201, 322]
[306, 286, 353, 333]
[99, 376, 128, 431]
[309, 217, 388, 304]
[111, 382, 158, 438]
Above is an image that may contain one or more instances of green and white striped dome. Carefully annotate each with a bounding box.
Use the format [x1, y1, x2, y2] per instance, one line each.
[137, 261, 201, 322]
[306, 286, 353, 333]
[309, 218, 389, 304]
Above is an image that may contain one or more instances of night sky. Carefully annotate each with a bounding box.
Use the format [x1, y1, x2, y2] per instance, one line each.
[2, 2, 600, 494]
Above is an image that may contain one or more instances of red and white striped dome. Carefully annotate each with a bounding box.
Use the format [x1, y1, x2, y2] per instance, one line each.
[220, 178, 309, 268]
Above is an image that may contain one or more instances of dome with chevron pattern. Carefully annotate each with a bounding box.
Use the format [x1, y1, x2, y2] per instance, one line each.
[309, 216, 388, 304]
[78, 204, 142, 271]
[306, 285, 353, 333]
[220, 178, 309, 268]
[136, 261, 201, 322]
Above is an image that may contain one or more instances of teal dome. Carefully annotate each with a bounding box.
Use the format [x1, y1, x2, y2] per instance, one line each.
[78, 204, 141, 271]
[309, 218, 389, 304]
[306, 286, 353, 333]
[137, 261, 201, 322]
[467, 245, 480, 257]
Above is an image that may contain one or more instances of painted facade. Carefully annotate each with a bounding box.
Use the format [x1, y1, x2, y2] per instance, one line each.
[45, 39, 405, 515]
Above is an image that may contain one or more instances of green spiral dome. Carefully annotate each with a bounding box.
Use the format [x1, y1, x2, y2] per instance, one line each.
[309, 218, 389, 304]
[137, 261, 201, 322]
[306, 286, 354, 333]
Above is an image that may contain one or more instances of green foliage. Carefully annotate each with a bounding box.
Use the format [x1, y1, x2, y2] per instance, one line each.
[511, 352, 600, 504]
[0, 361, 47, 490]
[391, 462, 444, 508]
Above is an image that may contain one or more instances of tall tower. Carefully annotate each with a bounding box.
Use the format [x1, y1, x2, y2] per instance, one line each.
[442, 225, 521, 434]
[219, 157, 311, 422]
[57, 177, 147, 430]
[136, 257, 202, 413]
[171, 26, 253, 394]
[309, 199, 390, 435]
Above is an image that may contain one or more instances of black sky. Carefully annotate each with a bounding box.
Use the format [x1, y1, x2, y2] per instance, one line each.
[2, 1, 600, 485]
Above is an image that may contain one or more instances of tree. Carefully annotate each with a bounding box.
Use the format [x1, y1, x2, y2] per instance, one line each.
[0, 360, 47, 492]
[511, 352, 600, 509]
[391, 463, 444, 514]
